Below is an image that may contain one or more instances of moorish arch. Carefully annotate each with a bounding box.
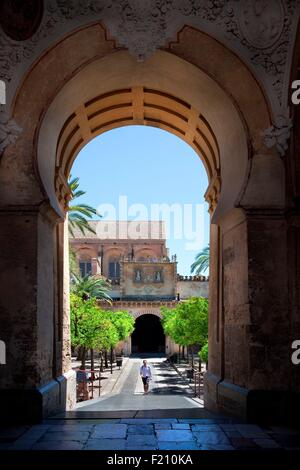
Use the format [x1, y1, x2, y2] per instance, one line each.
[0, 21, 295, 424]
[131, 313, 165, 354]
[132, 310, 163, 320]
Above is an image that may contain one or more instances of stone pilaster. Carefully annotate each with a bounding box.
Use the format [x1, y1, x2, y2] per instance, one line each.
[0, 204, 75, 422]
[205, 208, 300, 423]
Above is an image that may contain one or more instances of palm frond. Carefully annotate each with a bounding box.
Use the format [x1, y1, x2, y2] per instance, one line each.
[67, 175, 100, 236]
[191, 245, 210, 275]
[71, 273, 112, 303]
[71, 190, 85, 199]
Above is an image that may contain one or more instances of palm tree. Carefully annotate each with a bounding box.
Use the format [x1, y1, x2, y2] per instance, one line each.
[68, 176, 98, 237]
[71, 273, 112, 303]
[191, 245, 210, 275]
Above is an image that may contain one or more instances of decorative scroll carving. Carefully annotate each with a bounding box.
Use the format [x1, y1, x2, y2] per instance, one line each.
[105, 0, 171, 62]
[204, 171, 221, 215]
[237, 0, 284, 49]
[55, 166, 72, 210]
[0, 119, 22, 155]
[0, 0, 299, 115]
[262, 115, 293, 157]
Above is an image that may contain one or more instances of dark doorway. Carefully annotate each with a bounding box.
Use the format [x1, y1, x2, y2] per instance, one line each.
[131, 314, 165, 353]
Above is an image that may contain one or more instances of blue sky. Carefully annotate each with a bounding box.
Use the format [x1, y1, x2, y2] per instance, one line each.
[72, 126, 210, 275]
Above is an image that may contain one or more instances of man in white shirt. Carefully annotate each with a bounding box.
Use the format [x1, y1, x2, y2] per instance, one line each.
[140, 359, 152, 394]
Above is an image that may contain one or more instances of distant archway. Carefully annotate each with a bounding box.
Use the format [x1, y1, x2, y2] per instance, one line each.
[131, 314, 165, 354]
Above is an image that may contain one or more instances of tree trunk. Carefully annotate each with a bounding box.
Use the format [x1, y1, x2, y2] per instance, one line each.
[192, 347, 194, 367]
[110, 347, 113, 374]
[90, 348, 94, 370]
[81, 347, 86, 368]
[104, 350, 108, 368]
[77, 345, 83, 361]
[90, 348, 94, 380]
[100, 351, 104, 372]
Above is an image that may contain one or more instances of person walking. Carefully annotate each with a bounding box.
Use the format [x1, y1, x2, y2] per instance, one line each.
[140, 359, 152, 394]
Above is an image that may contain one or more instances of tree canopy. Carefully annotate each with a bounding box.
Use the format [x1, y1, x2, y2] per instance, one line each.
[161, 297, 208, 349]
[199, 341, 208, 364]
[70, 294, 135, 353]
[107, 310, 135, 342]
[71, 273, 112, 303]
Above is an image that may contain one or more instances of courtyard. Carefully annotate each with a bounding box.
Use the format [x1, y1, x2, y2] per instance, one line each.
[0, 356, 300, 451]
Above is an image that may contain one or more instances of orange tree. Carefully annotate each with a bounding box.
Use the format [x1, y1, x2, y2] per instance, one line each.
[161, 297, 208, 367]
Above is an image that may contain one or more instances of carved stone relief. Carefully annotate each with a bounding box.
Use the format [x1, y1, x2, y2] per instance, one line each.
[0, 0, 299, 155]
[237, 0, 284, 49]
[262, 114, 293, 157]
[0, 118, 22, 155]
[0, 0, 44, 41]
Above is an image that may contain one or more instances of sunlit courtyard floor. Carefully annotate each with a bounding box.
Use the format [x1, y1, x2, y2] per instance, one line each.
[67, 356, 204, 417]
[1, 357, 300, 450]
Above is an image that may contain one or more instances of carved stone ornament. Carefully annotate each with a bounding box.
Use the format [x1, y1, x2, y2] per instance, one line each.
[0, 1, 299, 117]
[262, 115, 293, 157]
[105, 0, 171, 62]
[0, 0, 44, 41]
[0, 118, 22, 155]
[237, 0, 284, 49]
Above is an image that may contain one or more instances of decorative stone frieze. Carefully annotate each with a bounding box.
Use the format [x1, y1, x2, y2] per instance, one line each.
[262, 114, 293, 157]
[0, 0, 299, 119]
[0, 118, 22, 155]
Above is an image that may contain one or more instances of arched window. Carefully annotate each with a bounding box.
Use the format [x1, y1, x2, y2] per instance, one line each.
[79, 260, 92, 277]
[108, 259, 120, 280]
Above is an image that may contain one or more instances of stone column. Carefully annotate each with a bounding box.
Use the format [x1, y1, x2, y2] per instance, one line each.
[205, 207, 300, 422]
[204, 220, 223, 411]
[0, 204, 75, 423]
[91, 257, 98, 275]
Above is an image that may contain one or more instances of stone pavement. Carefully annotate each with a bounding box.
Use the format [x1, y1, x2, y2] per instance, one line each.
[1, 419, 300, 451]
[1, 357, 300, 451]
[71, 355, 131, 398]
[58, 356, 203, 419]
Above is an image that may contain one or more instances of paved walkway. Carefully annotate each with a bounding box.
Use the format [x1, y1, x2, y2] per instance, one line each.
[1, 356, 300, 451]
[60, 356, 203, 418]
[2, 419, 300, 451]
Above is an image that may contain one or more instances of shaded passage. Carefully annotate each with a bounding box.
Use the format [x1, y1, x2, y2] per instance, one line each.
[131, 315, 165, 353]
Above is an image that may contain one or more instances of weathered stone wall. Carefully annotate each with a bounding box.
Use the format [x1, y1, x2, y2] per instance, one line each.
[177, 279, 208, 300]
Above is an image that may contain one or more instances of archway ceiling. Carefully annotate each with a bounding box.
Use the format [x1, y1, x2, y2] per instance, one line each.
[56, 86, 220, 194]
[37, 47, 249, 222]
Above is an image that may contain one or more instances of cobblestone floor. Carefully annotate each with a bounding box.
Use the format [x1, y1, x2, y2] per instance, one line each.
[1, 420, 300, 451]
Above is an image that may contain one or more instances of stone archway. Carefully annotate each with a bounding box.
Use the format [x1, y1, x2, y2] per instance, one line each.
[131, 314, 165, 354]
[0, 22, 294, 424]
